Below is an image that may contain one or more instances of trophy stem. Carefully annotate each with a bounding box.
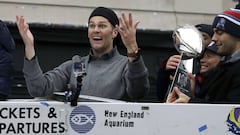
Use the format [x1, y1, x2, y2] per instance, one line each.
[165, 52, 184, 101]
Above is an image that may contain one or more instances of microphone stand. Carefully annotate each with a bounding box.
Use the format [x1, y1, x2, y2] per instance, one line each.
[70, 72, 86, 106]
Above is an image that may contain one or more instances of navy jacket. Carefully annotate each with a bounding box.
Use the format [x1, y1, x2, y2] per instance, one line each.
[190, 59, 240, 104]
[0, 20, 15, 98]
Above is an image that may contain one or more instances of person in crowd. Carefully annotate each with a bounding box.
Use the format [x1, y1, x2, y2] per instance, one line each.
[193, 42, 221, 97]
[156, 24, 213, 102]
[167, 7, 240, 104]
[195, 24, 213, 48]
[16, 7, 150, 101]
[0, 20, 16, 100]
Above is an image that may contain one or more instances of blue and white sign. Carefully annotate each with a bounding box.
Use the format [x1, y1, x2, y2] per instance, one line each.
[0, 100, 239, 135]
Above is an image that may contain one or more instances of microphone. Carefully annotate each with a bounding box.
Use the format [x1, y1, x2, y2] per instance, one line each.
[72, 55, 86, 77]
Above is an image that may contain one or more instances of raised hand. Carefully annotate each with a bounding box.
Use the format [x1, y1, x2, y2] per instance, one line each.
[116, 13, 140, 57]
[16, 15, 35, 60]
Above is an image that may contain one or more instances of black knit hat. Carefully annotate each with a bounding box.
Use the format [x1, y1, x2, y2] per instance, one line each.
[212, 8, 240, 38]
[205, 42, 218, 54]
[88, 7, 119, 27]
[195, 24, 213, 37]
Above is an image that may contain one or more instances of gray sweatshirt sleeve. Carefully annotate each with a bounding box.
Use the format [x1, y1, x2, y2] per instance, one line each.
[23, 56, 72, 97]
[126, 56, 150, 100]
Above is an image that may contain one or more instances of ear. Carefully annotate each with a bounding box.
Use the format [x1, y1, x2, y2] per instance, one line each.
[112, 28, 118, 39]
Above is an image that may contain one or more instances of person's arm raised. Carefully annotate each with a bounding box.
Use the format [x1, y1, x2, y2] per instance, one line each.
[16, 15, 35, 60]
[116, 13, 140, 62]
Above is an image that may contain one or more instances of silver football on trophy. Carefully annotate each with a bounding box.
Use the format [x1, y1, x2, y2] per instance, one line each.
[172, 24, 203, 58]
